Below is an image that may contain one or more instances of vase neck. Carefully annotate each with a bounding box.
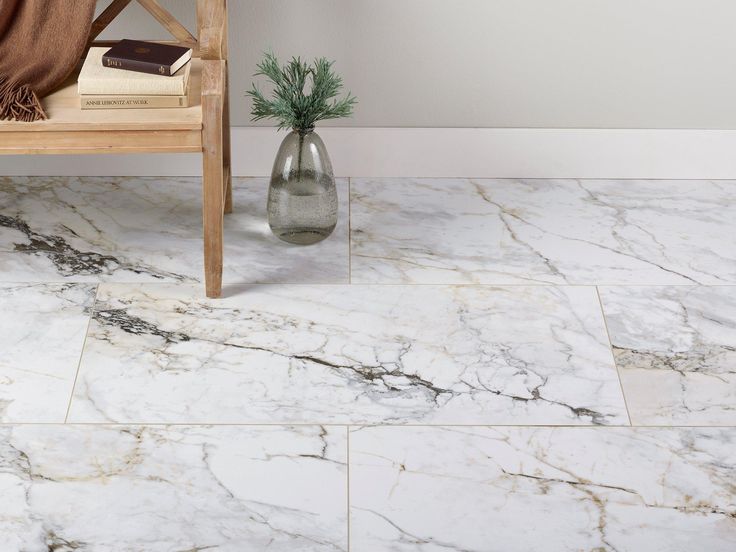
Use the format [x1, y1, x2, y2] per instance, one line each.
[294, 127, 315, 136]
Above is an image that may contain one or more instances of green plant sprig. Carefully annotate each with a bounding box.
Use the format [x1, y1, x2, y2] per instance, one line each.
[247, 53, 357, 131]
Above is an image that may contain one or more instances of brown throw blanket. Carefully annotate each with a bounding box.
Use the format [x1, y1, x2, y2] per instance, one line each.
[0, 0, 97, 121]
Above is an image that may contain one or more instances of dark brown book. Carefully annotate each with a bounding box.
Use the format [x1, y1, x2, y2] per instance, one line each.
[102, 40, 192, 77]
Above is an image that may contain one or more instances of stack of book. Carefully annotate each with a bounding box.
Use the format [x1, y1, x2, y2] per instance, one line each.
[78, 40, 193, 110]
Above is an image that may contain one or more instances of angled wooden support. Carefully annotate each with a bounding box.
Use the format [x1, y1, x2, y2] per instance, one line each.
[136, 0, 198, 49]
[201, 59, 226, 298]
[89, 0, 134, 43]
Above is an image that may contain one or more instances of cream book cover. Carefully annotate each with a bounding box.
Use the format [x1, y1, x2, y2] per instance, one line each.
[80, 94, 189, 109]
[78, 47, 190, 96]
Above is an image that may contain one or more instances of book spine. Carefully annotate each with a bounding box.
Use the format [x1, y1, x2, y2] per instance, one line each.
[77, 79, 186, 96]
[81, 95, 188, 110]
[102, 55, 172, 77]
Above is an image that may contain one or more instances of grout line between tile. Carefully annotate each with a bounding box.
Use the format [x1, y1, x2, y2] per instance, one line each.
[344, 176, 736, 182]
[346, 425, 351, 552]
[11, 175, 736, 182]
[596, 286, 633, 427]
[3, 422, 733, 428]
[63, 284, 99, 423]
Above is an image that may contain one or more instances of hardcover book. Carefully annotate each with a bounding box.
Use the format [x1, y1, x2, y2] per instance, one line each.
[102, 39, 192, 77]
[78, 48, 190, 96]
[80, 94, 189, 110]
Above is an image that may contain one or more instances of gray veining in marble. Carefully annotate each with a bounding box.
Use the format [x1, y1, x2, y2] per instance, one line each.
[0, 176, 348, 286]
[350, 426, 736, 552]
[0, 425, 347, 551]
[0, 283, 96, 422]
[67, 283, 627, 425]
[600, 286, 736, 425]
[351, 178, 736, 285]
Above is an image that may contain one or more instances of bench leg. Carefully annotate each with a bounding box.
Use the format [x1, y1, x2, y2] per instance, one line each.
[202, 63, 225, 298]
[202, 145, 224, 298]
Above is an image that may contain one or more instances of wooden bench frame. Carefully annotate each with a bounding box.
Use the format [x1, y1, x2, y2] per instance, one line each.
[0, 0, 231, 298]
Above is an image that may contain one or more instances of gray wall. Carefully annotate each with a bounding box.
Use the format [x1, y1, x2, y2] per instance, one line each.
[100, 0, 736, 128]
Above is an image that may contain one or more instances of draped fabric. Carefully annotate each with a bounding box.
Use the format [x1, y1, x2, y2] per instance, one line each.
[0, 0, 97, 121]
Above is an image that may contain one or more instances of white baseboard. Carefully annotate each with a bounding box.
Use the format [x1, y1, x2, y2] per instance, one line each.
[3, 127, 736, 179]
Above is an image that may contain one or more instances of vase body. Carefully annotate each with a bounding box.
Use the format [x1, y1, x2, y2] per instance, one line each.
[267, 129, 338, 245]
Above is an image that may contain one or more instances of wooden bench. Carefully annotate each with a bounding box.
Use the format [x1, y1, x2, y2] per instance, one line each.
[0, 0, 231, 298]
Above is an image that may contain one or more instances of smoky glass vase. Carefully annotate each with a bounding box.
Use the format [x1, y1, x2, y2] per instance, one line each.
[267, 128, 338, 245]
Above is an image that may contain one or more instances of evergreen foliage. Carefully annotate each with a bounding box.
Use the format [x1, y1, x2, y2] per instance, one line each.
[247, 53, 356, 131]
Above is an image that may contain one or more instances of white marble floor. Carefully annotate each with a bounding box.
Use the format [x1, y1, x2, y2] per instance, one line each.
[1, 176, 734, 551]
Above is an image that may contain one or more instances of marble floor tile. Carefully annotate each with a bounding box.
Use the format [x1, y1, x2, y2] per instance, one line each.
[350, 178, 736, 285]
[0, 176, 348, 286]
[0, 283, 95, 422]
[0, 424, 347, 552]
[600, 286, 736, 425]
[350, 426, 736, 552]
[67, 283, 627, 425]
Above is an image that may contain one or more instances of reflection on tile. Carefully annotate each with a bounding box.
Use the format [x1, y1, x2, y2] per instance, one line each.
[600, 286, 736, 425]
[0, 283, 95, 422]
[350, 178, 736, 285]
[0, 425, 347, 551]
[350, 426, 736, 552]
[67, 283, 626, 425]
[0, 176, 348, 285]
